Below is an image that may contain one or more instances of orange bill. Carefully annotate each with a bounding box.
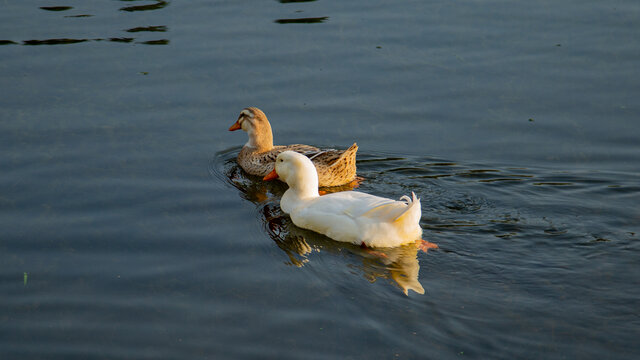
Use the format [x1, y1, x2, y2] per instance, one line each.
[228, 121, 241, 131]
[263, 169, 279, 181]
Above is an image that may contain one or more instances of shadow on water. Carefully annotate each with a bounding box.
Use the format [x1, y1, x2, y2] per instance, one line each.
[210, 146, 430, 295]
[1, 1, 170, 46]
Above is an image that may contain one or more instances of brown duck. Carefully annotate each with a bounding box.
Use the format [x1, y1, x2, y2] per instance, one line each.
[228, 107, 358, 187]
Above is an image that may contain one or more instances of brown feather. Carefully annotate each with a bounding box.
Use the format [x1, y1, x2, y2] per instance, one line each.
[232, 108, 358, 187]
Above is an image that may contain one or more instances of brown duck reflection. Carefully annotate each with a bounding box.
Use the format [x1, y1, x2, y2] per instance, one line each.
[217, 156, 429, 295]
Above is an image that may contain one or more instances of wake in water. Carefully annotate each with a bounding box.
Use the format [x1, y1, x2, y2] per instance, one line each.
[212, 146, 640, 296]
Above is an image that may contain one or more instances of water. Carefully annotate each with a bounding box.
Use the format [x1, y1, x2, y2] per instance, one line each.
[1, 0, 639, 359]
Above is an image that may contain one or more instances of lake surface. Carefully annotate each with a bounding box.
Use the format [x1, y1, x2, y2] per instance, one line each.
[1, 0, 639, 359]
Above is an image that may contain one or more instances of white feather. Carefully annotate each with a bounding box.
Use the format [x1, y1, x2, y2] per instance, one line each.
[275, 151, 423, 248]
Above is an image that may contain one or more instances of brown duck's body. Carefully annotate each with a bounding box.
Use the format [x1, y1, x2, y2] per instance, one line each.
[229, 107, 358, 187]
[239, 143, 358, 187]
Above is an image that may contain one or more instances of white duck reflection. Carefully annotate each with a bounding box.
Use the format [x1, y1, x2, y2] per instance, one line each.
[217, 157, 433, 295]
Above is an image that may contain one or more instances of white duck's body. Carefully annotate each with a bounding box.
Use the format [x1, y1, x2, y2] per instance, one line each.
[266, 151, 423, 248]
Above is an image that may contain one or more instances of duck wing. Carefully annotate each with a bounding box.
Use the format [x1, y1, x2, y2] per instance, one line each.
[277, 144, 321, 157]
[292, 191, 419, 244]
[307, 143, 357, 167]
[311, 191, 402, 221]
[328, 191, 419, 224]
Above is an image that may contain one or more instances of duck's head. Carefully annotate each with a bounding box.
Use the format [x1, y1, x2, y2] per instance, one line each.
[264, 151, 319, 195]
[229, 107, 273, 151]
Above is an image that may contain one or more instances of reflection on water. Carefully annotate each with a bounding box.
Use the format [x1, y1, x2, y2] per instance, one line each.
[126, 25, 168, 33]
[3, 1, 170, 46]
[277, 0, 318, 3]
[39, 6, 73, 12]
[275, 17, 329, 24]
[275, 0, 327, 24]
[359, 243, 425, 295]
[0, 0, 335, 46]
[109, 37, 135, 43]
[19, 37, 169, 46]
[212, 147, 430, 295]
[119, 0, 169, 13]
[140, 39, 170, 45]
[22, 38, 86, 45]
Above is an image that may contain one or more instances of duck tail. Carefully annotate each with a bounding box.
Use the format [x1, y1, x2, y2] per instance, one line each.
[323, 143, 358, 183]
[335, 142, 358, 164]
[393, 192, 421, 226]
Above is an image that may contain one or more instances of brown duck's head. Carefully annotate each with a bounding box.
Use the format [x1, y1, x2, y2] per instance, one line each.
[229, 107, 274, 151]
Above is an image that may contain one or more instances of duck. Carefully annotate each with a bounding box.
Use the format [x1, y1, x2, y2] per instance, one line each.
[228, 107, 358, 187]
[263, 150, 438, 251]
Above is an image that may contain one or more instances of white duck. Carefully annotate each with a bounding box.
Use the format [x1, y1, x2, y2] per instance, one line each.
[264, 151, 438, 250]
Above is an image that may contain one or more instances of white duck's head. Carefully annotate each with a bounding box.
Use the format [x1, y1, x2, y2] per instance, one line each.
[264, 151, 319, 197]
[228, 107, 274, 151]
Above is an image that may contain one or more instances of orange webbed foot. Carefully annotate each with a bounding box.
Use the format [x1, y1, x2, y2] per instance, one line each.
[416, 240, 438, 253]
[349, 176, 365, 189]
[360, 242, 388, 258]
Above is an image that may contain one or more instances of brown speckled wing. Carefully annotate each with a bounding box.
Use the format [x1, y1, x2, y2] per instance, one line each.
[283, 144, 321, 156]
[237, 143, 357, 186]
[314, 143, 358, 187]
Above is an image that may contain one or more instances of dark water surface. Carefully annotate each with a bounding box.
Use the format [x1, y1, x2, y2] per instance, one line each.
[2, 1, 639, 359]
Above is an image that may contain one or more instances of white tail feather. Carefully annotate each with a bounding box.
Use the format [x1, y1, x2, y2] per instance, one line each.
[393, 192, 420, 223]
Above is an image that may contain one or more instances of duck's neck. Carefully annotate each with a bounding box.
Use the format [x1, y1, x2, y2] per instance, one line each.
[245, 123, 274, 152]
[281, 186, 319, 214]
[281, 170, 320, 214]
